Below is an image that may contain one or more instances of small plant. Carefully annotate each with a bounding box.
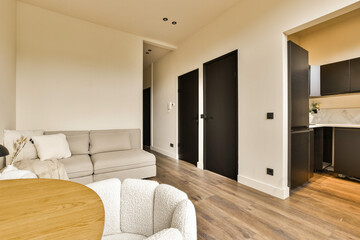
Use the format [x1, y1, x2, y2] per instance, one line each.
[310, 102, 320, 114]
[10, 136, 28, 165]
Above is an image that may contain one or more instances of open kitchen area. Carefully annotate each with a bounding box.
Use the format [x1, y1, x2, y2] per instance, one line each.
[288, 8, 360, 190]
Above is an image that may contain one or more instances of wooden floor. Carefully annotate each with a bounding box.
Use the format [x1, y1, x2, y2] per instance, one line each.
[148, 150, 360, 240]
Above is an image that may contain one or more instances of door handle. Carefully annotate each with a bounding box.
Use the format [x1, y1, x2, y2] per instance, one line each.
[201, 114, 213, 120]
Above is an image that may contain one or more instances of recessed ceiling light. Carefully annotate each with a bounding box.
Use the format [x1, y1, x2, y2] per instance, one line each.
[172, 21, 177, 25]
[163, 17, 168, 21]
[148, 49, 152, 52]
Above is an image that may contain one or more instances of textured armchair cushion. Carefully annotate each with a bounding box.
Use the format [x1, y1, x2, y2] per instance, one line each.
[87, 178, 121, 236]
[86, 178, 196, 240]
[102, 233, 146, 240]
[90, 131, 131, 154]
[171, 199, 197, 240]
[145, 228, 183, 240]
[121, 179, 159, 237]
[45, 131, 90, 155]
[60, 155, 93, 178]
[154, 184, 188, 233]
[92, 149, 156, 174]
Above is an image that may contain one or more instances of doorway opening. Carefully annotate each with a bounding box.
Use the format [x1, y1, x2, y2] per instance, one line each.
[143, 42, 172, 148]
[286, 7, 360, 190]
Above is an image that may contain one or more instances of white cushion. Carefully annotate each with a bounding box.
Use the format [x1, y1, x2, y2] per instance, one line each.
[121, 179, 159, 237]
[3, 130, 44, 165]
[87, 179, 121, 236]
[102, 233, 146, 240]
[154, 184, 188, 233]
[31, 134, 71, 161]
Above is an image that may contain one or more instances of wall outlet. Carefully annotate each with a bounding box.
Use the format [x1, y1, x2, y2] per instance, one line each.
[170, 143, 174, 148]
[267, 168, 274, 176]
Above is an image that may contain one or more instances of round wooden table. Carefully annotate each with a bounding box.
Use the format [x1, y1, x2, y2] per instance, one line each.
[0, 179, 105, 240]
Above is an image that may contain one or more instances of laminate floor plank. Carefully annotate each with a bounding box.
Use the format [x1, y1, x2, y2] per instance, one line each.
[147, 150, 360, 240]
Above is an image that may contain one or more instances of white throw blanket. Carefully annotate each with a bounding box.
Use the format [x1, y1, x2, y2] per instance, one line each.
[11, 159, 69, 180]
[0, 165, 37, 180]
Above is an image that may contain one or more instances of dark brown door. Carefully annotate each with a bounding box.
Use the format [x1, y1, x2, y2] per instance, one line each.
[204, 51, 238, 180]
[178, 69, 199, 166]
[143, 88, 151, 147]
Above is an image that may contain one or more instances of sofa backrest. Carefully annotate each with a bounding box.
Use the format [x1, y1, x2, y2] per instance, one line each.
[89, 129, 141, 155]
[45, 131, 90, 155]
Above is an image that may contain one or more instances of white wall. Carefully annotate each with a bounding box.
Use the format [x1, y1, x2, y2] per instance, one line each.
[0, 0, 17, 168]
[143, 66, 151, 89]
[152, 0, 359, 198]
[16, 2, 143, 131]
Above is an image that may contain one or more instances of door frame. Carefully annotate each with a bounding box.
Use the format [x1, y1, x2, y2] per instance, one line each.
[203, 50, 239, 173]
[177, 69, 199, 165]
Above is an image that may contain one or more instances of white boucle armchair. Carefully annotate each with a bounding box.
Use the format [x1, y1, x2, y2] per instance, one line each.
[87, 178, 197, 240]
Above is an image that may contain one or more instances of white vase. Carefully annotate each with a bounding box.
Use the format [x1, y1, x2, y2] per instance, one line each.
[309, 113, 314, 124]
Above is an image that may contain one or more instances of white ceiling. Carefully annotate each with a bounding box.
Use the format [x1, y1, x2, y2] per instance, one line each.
[143, 43, 171, 69]
[19, 0, 241, 46]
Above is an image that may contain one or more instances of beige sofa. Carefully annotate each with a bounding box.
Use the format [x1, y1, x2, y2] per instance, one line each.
[45, 129, 156, 184]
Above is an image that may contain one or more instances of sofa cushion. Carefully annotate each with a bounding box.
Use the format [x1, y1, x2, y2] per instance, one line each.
[102, 233, 146, 240]
[121, 179, 159, 237]
[90, 130, 131, 154]
[45, 131, 89, 155]
[92, 149, 156, 174]
[60, 155, 93, 178]
[32, 134, 71, 161]
[90, 129, 141, 152]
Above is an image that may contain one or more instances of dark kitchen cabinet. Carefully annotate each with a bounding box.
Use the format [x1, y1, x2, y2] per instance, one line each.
[334, 128, 360, 178]
[291, 130, 310, 188]
[350, 58, 360, 92]
[313, 128, 324, 171]
[323, 127, 333, 163]
[309, 129, 314, 178]
[321, 60, 350, 95]
[288, 41, 309, 128]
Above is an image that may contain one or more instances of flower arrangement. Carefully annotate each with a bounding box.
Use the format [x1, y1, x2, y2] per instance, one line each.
[310, 102, 320, 114]
[10, 136, 28, 165]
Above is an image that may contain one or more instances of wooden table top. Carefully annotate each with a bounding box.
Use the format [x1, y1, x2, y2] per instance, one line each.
[0, 179, 104, 240]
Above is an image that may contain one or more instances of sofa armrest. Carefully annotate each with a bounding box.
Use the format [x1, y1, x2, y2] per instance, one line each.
[146, 228, 183, 240]
[171, 199, 197, 240]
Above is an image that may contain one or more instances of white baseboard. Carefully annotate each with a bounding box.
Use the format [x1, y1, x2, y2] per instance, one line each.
[150, 146, 177, 159]
[238, 175, 289, 199]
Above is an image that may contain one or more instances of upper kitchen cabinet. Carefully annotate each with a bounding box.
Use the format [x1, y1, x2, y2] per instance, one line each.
[288, 41, 309, 128]
[321, 60, 350, 96]
[350, 57, 360, 93]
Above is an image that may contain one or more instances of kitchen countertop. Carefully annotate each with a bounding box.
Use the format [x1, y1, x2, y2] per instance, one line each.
[309, 124, 360, 129]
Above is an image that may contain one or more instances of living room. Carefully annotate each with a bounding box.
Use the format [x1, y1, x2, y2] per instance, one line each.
[1, 0, 360, 239]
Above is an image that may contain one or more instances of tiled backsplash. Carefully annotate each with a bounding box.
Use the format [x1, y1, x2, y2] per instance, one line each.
[310, 108, 360, 125]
